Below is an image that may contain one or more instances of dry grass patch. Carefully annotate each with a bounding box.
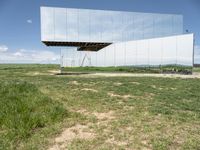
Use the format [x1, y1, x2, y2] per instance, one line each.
[108, 92, 134, 99]
[143, 92, 155, 100]
[151, 85, 178, 91]
[82, 82, 97, 86]
[114, 82, 123, 86]
[68, 80, 79, 85]
[130, 81, 141, 85]
[170, 87, 177, 90]
[151, 85, 163, 90]
[49, 124, 95, 150]
[81, 88, 98, 93]
[75, 109, 116, 121]
[108, 92, 154, 100]
[93, 111, 115, 120]
[106, 137, 128, 146]
[48, 70, 60, 75]
[49, 109, 117, 149]
[26, 71, 47, 76]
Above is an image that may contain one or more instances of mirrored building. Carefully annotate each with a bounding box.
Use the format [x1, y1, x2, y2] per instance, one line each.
[40, 6, 194, 67]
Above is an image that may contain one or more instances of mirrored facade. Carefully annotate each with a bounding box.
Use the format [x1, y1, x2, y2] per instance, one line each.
[41, 7, 194, 67]
[41, 7, 183, 43]
[61, 34, 194, 67]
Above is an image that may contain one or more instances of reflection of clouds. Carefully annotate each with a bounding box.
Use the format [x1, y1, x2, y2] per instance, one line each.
[61, 34, 193, 67]
[195, 45, 200, 55]
[41, 7, 183, 42]
[41, 7, 54, 41]
[195, 45, 200, 63]
[55, 8, 66, 41]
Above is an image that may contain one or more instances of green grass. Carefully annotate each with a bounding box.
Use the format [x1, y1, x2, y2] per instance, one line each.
[0, 64, 200, 149]
[193, 67, 200, 72]
[62, 65, 193, 74]
[0, 80, 68, 150]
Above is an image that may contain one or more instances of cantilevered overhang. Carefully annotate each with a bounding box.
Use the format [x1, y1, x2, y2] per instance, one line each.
[42, 41, 112, 51]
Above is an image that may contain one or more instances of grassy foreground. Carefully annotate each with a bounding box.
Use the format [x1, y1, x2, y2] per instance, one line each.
[0, 64, 200, 149]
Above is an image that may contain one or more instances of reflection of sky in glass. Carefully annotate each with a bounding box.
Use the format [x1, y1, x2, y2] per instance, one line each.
[61, 34, 194, 67]
[41, 7, 183, 43]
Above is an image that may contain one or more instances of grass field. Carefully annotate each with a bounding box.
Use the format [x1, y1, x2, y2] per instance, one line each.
[0, 64, 200, 150]
[62, 65, 193, 74]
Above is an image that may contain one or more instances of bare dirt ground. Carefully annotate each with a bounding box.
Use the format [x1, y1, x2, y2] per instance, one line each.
[50, 69, 200, 79]
[92, 72, 200, 79]
[49, 124, 95, 150]
[48, 110, 116, 150]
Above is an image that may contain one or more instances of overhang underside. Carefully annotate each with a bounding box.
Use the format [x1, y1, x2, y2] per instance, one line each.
[42, 41, 112, 51]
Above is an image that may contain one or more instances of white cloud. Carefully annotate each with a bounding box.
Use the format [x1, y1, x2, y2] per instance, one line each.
[0, 48, 60, 64]
[13, 52, 23, 57]
[27, 19, 32, 24]
[0, 45, 8, 52]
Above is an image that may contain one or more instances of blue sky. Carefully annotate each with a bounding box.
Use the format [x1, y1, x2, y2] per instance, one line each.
[0, 0, 200, 63]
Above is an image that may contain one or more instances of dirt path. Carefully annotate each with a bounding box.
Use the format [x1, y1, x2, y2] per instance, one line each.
[50, 69, 200, 79]
[91, 72, 200, 79]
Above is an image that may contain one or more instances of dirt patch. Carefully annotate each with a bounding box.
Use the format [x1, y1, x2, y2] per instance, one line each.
[75, 109, 89, 114]
[151, 85, 178, 91]
[123, 106, 135, 111]
[108, 92, 133, 99]
[48, 70, 60, 75]
[50, 70, 200, 79]
[93, 111, 115, 120]
[125, 126, 133, 131]
[151, 85, 163, 90]
[75, 109, 116, 127]
[114, 82, 123, 86]
[106, 137, 128, 146]
[82, 82, 96, 86]
[151, 85, 156, 89]
[68, 80, 79, 85]
[108, 92, 154, 101]
[81, 88, 98, 93]
[143, 92, 155, 100]
[76, 109, 115, 120]
[49, 109, 116, 149]
[131, 81, 141, 85]
[49, 124, 95, 150]
[26, 71, 47, 76]
[92, 72, 200, 79]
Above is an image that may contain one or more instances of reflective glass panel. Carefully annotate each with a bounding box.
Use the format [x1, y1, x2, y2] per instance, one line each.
[67, 8, 78, 42]
[41, 7, 54, 41]
[55, 8, 66, 41]
[41, 7, 183, 43]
